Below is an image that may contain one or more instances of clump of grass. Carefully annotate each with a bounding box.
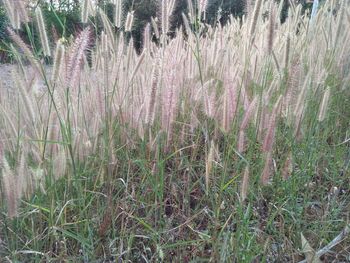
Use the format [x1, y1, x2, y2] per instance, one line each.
[0, 0, 349, 261]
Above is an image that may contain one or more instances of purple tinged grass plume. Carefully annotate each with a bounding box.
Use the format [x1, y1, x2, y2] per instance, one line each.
[0, 0, 349, 217]
[35, 7, 51, 57]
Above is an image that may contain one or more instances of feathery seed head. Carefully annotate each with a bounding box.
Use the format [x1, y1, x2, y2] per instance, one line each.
[67, 27, 91, 89]
[3, 0, 29, 29]
[35, 7, 51, 57]
[52, 40, 65, 83]
[240, 166, 250, 201]
[3, 0, 15, 28]
[205, 140, 215, 194]
[151, 17, 160, 39]
[1, 156, 25, 218]
[125, 11, 134, 32]
[261, 152, 273, 185]
[7, 27, 42, 76]
[160, 0, 176, 36]
[82, 0, 90, 23]
[284, 35, 291, 70]
[262, 95, 282, 153]
[249, 0, 263, 40]
[198, 0, 208, 15]
[282, 152, 293, 180]
[187, 0, 195, 23]
[146, 56, 161, 125]
[182, 13, 192, 36]
[115, 0, 123, 28]
[267, 4, 275, 55]
[143, 23, 151, 51]
[238, 130, 246, 153]
[318, 86, 331, 122]
[240, 96, 258, 131]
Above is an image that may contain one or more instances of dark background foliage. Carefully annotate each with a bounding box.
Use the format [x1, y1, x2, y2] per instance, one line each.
[0, 5, 10, 61]
[0, 0, 313, 62]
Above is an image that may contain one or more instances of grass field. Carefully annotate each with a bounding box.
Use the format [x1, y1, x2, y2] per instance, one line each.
[0, 0, 349, 262]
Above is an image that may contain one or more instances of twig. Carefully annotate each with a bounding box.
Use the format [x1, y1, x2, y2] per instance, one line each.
[334, 137, 350, 146]
[298, 225, 350, 263]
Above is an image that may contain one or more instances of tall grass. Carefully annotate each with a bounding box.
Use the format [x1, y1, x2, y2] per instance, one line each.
[0, 0, 349, 261]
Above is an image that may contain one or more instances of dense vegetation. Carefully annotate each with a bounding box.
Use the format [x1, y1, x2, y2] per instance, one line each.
[0, 0, 315, 59]
[0, 0, 349, 262]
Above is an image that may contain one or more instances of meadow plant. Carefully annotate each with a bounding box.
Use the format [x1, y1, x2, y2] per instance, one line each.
[0, 0, 349, 214]
[0, 0, 349, 261]
[0, 0, 348, 211]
